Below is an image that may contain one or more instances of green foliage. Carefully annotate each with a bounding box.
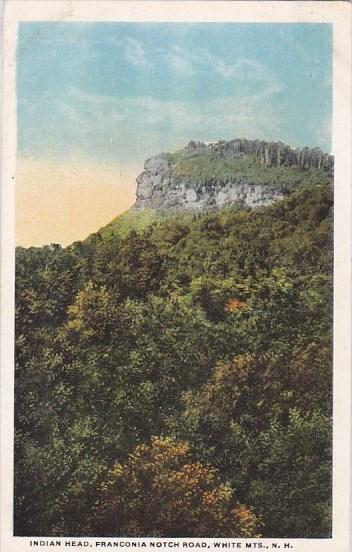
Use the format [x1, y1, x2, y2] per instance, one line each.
[15, 183, 333, 537]
[247, 409, 331, 537]
[167, 147, 330, 190]
[93, 208, 158, 240]
[174, 353, 331, 537]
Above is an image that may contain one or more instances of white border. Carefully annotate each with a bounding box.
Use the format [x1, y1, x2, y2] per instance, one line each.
[1, 2, 351, 552]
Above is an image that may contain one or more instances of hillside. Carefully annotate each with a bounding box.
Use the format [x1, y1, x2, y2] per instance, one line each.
[15, 178, 333, 538]
[92, 138, 333, 242]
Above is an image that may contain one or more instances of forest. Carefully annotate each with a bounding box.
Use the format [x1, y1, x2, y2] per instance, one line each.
[15, 182, 333, 538]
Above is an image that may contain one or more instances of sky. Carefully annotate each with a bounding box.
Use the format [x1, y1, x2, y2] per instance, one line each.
[16, 22, 332, 246]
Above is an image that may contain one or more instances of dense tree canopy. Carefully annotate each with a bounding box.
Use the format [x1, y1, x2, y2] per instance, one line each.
[15, 183, 332, 537]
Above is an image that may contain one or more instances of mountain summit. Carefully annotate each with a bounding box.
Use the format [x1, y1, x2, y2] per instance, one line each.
[133, 138, 333, 212]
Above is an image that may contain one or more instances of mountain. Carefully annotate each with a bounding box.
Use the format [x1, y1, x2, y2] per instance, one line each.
[15, 178, 333, 537]
[15, 138, 334, 539]
[133, 138, 333, 212]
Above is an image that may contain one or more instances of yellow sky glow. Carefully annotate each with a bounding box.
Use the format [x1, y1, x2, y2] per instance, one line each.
[16, 159, 139, 247]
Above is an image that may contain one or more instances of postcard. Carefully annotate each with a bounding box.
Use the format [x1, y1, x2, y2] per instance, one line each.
[1, 2, 351, 552]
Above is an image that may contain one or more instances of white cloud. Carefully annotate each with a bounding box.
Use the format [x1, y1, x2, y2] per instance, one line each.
[196, 50, 237, 79]
[65, 85, 284, 147]
[124, 38, 149, 68]
[197, 51, 284, 95]
[156, 45, 285, 102]
[168, 54, 194, 77]
[119, 38, 284, 102]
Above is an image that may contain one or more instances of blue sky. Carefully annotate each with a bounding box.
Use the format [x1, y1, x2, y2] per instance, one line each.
[17, 22, 332, 167]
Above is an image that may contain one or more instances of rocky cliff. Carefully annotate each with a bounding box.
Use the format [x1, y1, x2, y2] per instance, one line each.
[133, 139, 333, 212]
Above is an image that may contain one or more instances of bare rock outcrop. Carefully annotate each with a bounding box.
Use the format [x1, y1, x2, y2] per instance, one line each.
[133, 139, 333, 212]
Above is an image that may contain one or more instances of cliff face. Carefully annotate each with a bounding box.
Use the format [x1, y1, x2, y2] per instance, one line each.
[133, 139, 333, 212]
[134, 156, 284, 211]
